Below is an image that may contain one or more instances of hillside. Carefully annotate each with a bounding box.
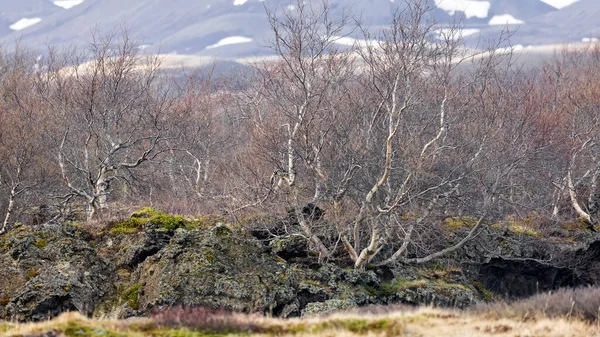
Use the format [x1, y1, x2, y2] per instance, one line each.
[0, 0, 596, 58]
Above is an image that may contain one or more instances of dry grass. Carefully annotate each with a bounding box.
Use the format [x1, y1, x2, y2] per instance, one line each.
[2, 305, 599, 337]
[477, 287, 600, 323]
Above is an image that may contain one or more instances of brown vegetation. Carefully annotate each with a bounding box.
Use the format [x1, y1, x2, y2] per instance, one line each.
[3, 293, 600, 337]
[1, 0, 600, 269]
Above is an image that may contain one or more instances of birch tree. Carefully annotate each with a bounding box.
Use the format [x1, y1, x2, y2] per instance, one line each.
[545, 45, 600, 228]
[248, 0, 538, 268]
[0, 47, 49, 233]
[37, 32, 173, 220]
[243, 0, 357, 259]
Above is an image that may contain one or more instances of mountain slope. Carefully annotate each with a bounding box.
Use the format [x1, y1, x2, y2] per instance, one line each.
[0, 0, 595, 58]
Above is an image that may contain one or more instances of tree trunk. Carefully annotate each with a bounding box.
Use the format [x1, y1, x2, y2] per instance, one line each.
[354, 224, 380, 269]
[567, 170, 592, 224]
[1, 185, 17, 234]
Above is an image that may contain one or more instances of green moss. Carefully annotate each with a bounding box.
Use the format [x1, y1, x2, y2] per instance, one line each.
[366, 278, 428, 296]
[203, 247, 217, 263]
[492, 215, 543, 238]
[25, 268, 40, 281]
[33, 238, 48, 249]
[561, 219, 588, 232]
[109, 218, 146, 235]
[506, 222, 542, 237]
[122, 284, 142, 310]
[315, 318, 403, 335]
[443, 217, 479, 232]
[366, 277, 470, 298]
[153, 329, 225, 337]
[131, 207, 158, 218]
[64, 284, 73, 292]
[471, 281, 494, 302]
[417, 264, 463, 280]
[284, 323, 307, 334]
[109, 207, 196, 235]
[153, 214, 188, 231]
[64, 321, 126, 337]
[0, 323, 14, 333]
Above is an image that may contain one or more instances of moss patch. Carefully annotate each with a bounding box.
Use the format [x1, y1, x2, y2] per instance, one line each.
[442, 217, 480, 232]
[492, 215, 543, 238]
[0, 323, 14, 333]
[25, 268, 40, 281]
[109, 207, 201, 235]
[64, 321, 126, 337]
[471, 281, 494, 302]
[366, 278, 428, 296]
[417, 264, 463, 280]
[33, 238, 48, 249]
[122, 284, 142, 310]
[336, 318, 401, 335]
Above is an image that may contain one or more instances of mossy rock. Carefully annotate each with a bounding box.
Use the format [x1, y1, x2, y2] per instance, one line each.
[108, 207, 201, 235]
[124, 228, 297, 317]
[0, 224, 116, 322]
[121, 284, 142, 310]
[302, 299, 357, 317]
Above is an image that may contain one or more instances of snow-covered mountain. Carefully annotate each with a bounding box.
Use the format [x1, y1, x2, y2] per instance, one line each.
[0, 0, 594, 58]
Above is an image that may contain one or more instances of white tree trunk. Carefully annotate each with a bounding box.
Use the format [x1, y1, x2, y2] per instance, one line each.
[567, 170, 592, 223]
[1, 185, 17, 234]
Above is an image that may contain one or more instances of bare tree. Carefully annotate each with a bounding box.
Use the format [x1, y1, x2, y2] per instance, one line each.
[243, 0, 357, 259]
[244, 0, 550, 268]
[544, 45, 600, 229]
[165, 67, 232, 202]
[36, 31, 174, 220]
[0, 46, 50, 233]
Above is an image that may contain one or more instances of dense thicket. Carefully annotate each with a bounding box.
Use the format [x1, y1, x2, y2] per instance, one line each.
[1, 0, 599, 268]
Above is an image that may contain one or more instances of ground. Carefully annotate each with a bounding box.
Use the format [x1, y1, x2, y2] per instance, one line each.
[1, 306, 597, 337]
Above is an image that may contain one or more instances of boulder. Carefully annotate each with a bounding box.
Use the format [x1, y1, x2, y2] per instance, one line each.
[0, 224, 115, 321]
[122, 224, 298, 317]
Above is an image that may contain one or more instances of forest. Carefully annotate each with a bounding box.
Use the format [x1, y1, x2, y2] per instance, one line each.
[1, 0, 600, 272]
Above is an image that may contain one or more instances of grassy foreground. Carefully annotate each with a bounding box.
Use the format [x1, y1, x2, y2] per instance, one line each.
[2, 306, 599, 337]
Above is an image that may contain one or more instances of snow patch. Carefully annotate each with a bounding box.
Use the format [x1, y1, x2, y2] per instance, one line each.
[435, 28, 480, 40]
[233, 0, 248, 6]
[496, 44, 524, 54]
[489, 14, 524, 25]
[434, 0, 490, 19]
[205, 36, 253, 50]
[582, 37, 599, 42]
[538, 0, 579, 9]
[329, 36, 380, 48]
[53, 0, 84, 9]
[9, 18, 42, 31]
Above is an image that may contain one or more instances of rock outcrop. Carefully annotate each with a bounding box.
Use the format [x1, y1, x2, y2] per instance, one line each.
[0, 224, 115, 321]
[1, 210, 600, 322]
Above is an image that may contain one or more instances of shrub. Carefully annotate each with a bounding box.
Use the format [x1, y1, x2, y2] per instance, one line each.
[151, 307, 263, 334]
[476, 286, 600, 322]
